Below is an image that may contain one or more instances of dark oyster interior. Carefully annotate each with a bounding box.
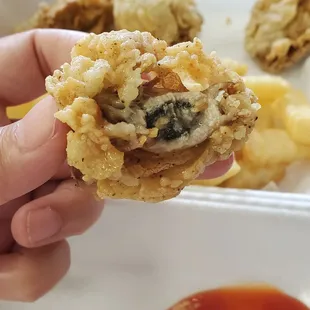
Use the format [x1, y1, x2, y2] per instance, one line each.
[95, 85, 233, 153]
[145, 97, 200, 141]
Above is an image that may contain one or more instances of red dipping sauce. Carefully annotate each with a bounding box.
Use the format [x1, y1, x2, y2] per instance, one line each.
[168, 285, 309, 310]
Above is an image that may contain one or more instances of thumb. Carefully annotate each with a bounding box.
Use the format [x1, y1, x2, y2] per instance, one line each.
[0, 96, 68, 205]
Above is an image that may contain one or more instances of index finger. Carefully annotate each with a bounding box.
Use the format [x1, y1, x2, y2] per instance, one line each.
[0, 29, 86, 106]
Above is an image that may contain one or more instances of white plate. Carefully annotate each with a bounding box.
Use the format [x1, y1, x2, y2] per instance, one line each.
[1, 0, 310, 309]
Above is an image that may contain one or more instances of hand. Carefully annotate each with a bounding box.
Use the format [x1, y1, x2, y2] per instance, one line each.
[198, 155, 234, 179]
[0, 29, 233, 302]
[0, 29, 104, 302]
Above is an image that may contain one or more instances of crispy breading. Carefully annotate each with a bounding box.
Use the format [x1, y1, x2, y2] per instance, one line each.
[46, 30, 259, 202]
[245, 0, 310, 73]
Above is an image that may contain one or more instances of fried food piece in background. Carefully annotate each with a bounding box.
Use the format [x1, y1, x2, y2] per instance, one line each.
[195, 72, 310, 191]
[242, 128, 298, 167]
[269, 88, 310, 143]
[221, 129, 291, 189]
[221, 58, 248, 76]
[245, 0, 310, 73]
[283, 103, 310, 145]
[17, 0, 202, 44]
[221, 88, 310, 190]
[221, 159, 286, 189]
[220, 73, 310, 190]
[17, 0, 114, 33]
[243, 76, 290, 103]
[296, 143, 310, 160]
[113, 0, 203, 44]
[243, 75, 291, 130]
[46, 30, 259, 202]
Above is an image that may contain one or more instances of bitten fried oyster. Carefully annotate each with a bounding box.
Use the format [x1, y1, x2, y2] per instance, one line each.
[245, 0, 310, 73]
[113, 0, 203, 44]
[46, 30, 259, 202]
[17, 0, 114, 33]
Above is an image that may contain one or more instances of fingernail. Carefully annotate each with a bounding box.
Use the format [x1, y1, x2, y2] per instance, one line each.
[27, 207, 62, 244]
[15, 98, 60, 151]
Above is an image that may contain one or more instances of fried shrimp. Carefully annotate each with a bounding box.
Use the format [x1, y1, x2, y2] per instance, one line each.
[46, 30, 259, 202]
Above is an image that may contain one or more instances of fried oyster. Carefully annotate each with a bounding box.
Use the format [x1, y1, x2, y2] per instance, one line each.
[46, 30, 259, 202]
[17, 0, 114, 33]
[113, 0, 203, 44]
[245, 0, 310, 73]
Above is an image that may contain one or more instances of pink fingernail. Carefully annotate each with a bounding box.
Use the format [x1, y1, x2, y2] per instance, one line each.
[27, 207, 62, 244]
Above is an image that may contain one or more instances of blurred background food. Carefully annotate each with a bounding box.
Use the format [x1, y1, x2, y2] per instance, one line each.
[6, 95, 45, 119]
[194, 63, 310, 190]
[17, 0, 114, 33]
[245, 0, 310, 73]
[18, 0, 203, 45]
[113, 0, 203, 44]
[8, 0, 310, 192]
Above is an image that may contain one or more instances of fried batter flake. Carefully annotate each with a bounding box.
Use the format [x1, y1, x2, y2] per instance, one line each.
[113, 0, 203, 45]
[17, 0, 114, 33]
[245, 0, 310, 73]
[48, 31, 238, 106]
[46, 30, 259, 202]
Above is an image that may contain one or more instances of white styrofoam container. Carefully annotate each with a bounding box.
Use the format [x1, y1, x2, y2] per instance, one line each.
[1, 0, 310, 309]
[2, 188, 310, 309]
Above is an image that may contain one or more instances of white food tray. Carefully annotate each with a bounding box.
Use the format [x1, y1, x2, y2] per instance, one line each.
[3, 188, 310, 309]
[1, 0, 310, 309]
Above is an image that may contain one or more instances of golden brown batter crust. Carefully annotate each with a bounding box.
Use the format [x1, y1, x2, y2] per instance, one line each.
[46, 30, 259, 202]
